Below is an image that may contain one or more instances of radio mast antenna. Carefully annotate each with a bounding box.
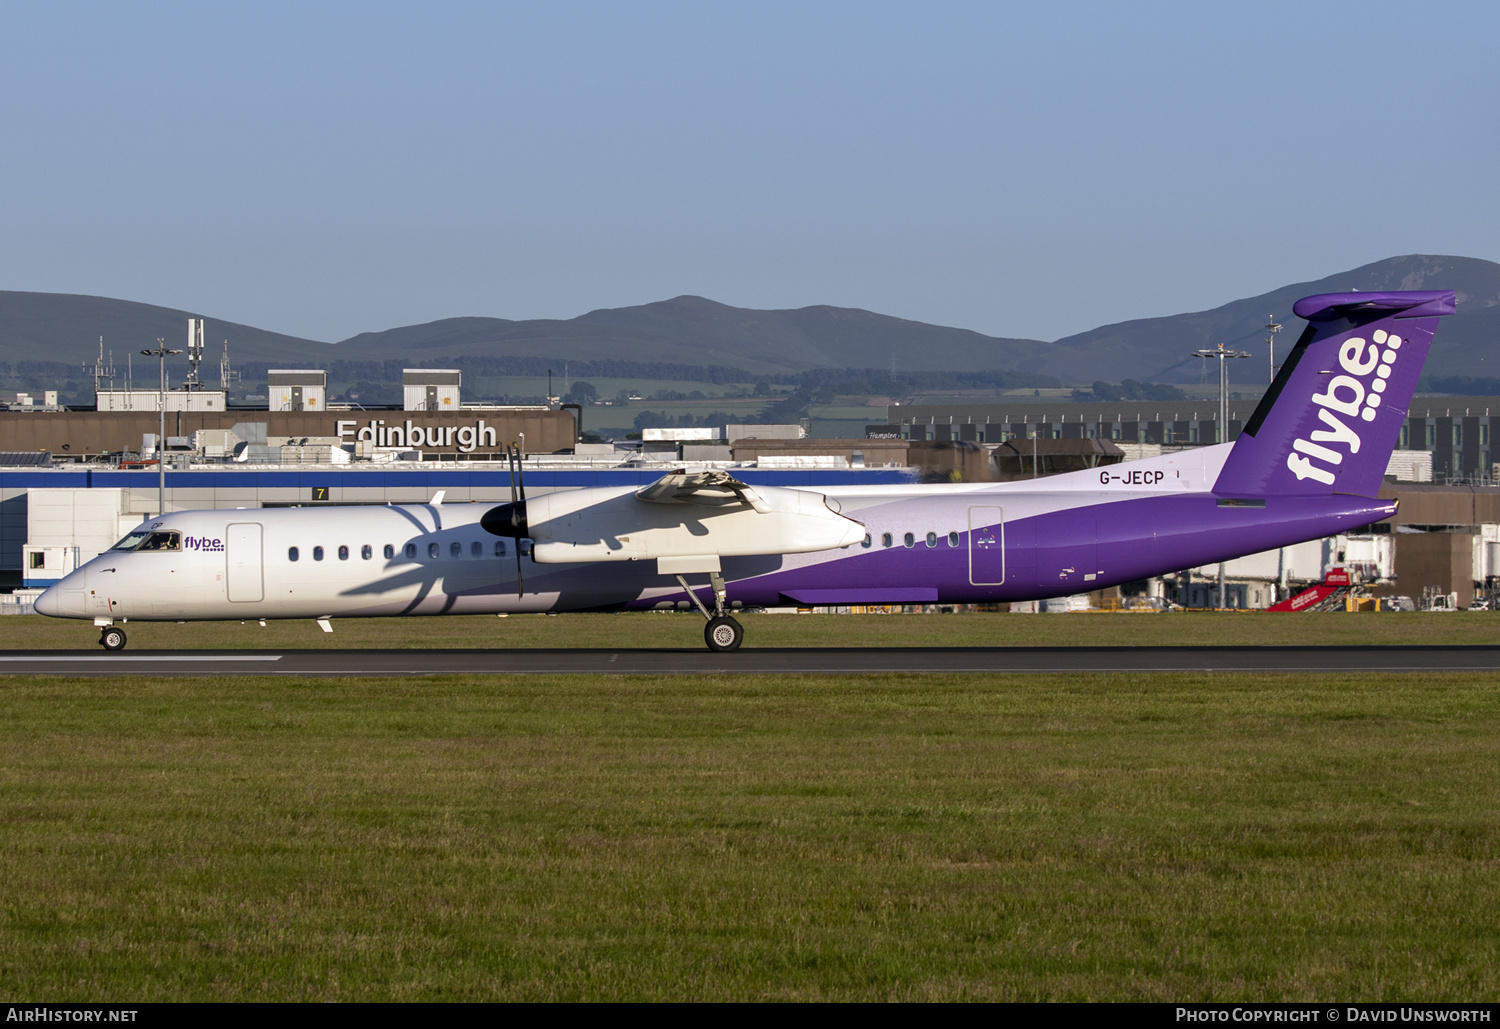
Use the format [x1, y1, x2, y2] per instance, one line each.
[218, 340, 240, 391]
[85, 336, 116, 393]
[186, 318, 205, 389]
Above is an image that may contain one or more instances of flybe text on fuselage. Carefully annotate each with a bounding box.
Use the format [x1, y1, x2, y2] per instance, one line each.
[1287, 329, 1404, 486]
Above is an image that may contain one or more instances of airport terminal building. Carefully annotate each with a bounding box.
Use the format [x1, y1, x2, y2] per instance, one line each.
[886, 396, 1500, 483]
[8, 365, 1500, 610]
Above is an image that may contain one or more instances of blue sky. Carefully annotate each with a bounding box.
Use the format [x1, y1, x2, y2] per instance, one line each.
[2, 0, 1496, 343]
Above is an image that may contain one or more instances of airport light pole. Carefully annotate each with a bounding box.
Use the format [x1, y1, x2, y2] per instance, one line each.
[1265, 315, 1282, 384]
[1192, 342, 1253, 445]
[1265, 315, 1286, 601]
[1192, 342, 1252, 608]
[141, 340, 183, 518]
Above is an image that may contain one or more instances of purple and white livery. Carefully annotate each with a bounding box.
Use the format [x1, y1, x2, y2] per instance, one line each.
[36, 290, 1456, 652]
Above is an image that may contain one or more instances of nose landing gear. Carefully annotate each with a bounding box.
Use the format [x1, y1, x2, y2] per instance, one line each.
[99, 626, 127, 651]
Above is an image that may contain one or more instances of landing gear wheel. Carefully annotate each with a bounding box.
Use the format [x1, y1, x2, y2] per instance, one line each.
[705, 615, 743, 653]
[99, 627, 127, 652]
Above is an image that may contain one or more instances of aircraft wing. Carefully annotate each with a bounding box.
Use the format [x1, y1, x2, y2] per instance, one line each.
[520, 475, 863, 564]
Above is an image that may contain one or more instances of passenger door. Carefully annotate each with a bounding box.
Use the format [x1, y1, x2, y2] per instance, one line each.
[968, 506, 1005, 585]
[226, 523, 264, 602]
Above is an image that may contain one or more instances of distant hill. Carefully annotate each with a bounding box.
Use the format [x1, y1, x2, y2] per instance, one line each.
[0, 291, 331, 369]
[1044, 255, 1500, 383]
[4, 254, 1497, 386]
[337, 295, 1053, 376]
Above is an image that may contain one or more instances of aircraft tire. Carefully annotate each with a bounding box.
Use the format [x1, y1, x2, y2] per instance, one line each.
[100, 627, 127, 652]
[705, 615, 743, 653]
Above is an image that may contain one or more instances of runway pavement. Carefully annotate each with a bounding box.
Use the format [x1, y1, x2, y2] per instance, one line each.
[1, 645, 1499, 676]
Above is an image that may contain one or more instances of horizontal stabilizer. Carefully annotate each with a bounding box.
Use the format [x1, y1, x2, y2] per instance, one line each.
[1292, 291, 1456, 321]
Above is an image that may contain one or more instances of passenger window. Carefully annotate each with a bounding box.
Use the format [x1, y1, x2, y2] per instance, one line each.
[903, 532, 915, 549]
[861, 534, 871, 548]
[288, 547, 299, 562]
[450, 541, 462, 558]
[882, 533, 892, 548]
[313, 546, 324, 561]
[404, 543, 416, 560]
[471, 541, 482, 558]
[926, 532, 937, 548]
[494, 540, 507, 557]
[338, 545, 349, 561]
[428, 542, 440, 559]
[948, 531, 960, 547]
[361, 544, 372, 560]
[385, 544, 395, 559]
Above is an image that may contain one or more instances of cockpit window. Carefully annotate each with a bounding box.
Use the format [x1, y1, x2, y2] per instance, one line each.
[111, 530, 181, 552]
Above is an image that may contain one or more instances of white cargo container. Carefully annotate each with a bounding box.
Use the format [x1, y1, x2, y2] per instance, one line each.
[403, 369, 461, 412]
[267, 370, 326, 412]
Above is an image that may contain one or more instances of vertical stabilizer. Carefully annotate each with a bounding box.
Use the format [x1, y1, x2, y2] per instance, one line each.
[1213, 290, 1456, 497]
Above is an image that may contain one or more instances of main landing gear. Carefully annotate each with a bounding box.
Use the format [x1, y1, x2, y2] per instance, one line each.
[705, 615, 743, 652]
[675, 571, 743, 652]
[99, 626, 127, 651]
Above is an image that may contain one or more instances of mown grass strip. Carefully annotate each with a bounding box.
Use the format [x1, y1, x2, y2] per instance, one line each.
[1, 671, 1497, 1000]
[6, 610, 1500, 651]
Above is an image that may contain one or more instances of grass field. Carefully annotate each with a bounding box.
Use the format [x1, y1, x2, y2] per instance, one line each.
[5, 609, 1500, 651]
[2, 669, 1498, 1000]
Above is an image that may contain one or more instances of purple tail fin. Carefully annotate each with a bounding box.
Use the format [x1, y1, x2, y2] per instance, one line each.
[1214, 290, 1457, 497]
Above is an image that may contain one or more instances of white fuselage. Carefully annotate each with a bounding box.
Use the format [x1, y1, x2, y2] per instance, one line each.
[34, 447, 1232, 623]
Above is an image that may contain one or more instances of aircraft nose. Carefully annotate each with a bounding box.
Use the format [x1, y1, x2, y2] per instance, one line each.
[33, 572, 89, 619]
[33, 585, 60, 617]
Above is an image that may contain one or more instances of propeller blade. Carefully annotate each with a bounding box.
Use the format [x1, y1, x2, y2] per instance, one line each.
[512, 444, 523, 596]
[482, 445, 531, 600]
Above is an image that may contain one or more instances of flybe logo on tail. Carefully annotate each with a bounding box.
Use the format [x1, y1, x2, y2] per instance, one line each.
[1286, 329, 1404, 486]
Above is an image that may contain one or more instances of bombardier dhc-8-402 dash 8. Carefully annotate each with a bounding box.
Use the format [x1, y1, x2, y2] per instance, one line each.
[36, 290, 1457, 652]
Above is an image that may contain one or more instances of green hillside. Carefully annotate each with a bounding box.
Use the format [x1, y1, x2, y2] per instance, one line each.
[1045, 255, 1500, 383]
[4, 255, 1497, 390]
[338, 295, 1053, 375]
[0, 291, 332, 368]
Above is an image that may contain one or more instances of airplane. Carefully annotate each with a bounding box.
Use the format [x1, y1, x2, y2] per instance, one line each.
[34, 289, 1456, 652]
